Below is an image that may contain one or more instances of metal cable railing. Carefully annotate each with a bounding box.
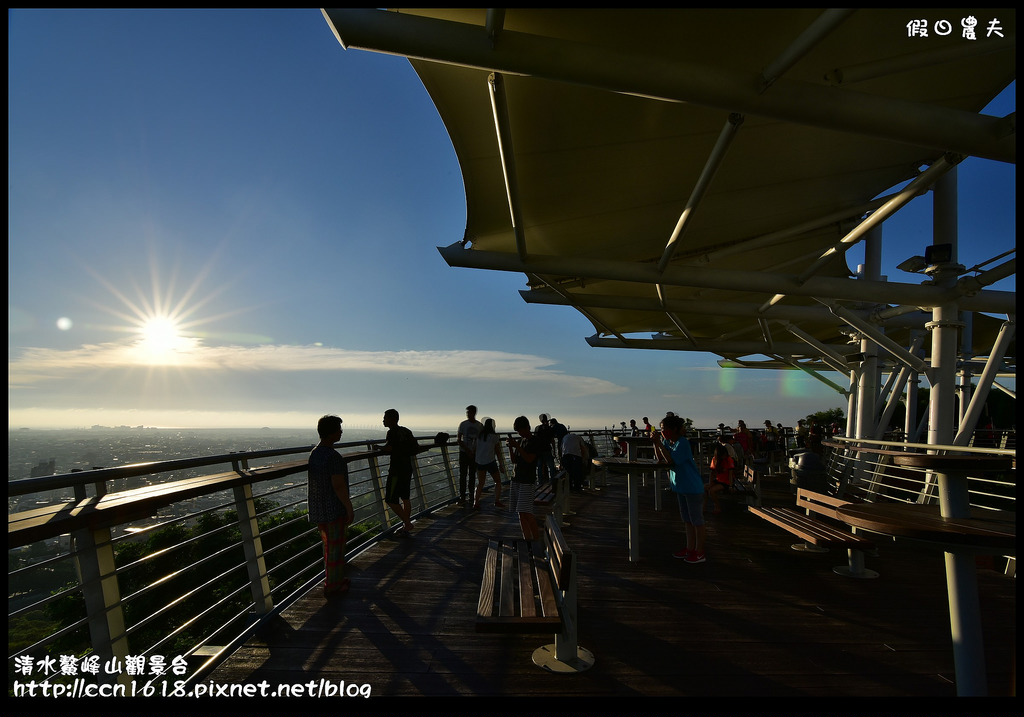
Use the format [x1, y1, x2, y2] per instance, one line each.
[821, 437, 1015, 512]
[8, 428, 621, 691]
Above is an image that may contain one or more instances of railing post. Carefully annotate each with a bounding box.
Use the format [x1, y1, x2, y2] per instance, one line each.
[438, 442, 458, 500]
[411, 452, 427, 514]
[232, 484, 273, 614]
[73, 525, 130, 685]
[366, 452, 391, 529]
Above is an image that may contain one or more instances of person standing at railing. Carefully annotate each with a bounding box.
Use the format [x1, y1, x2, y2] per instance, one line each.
[472, 417, 506, 510]
[381, 408, 417, 535]
[548, 416, 568, 459]
[706, 440, 735, 515]
[796, 419, 808, 449]
[806, 420, 822, 454]
[560, 428, 588, 492]
[762, 420, 779, 455]
[652, 413, 707, 563]
[457, 405, 483, 506]
[733, 420, 754, 459]
[508, 416, 542, 518]
[309, 415, 354, 598]
[535, 413, 557, 483]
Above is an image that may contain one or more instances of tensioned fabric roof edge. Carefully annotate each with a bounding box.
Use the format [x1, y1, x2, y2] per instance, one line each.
[322, 8, 1015, 163]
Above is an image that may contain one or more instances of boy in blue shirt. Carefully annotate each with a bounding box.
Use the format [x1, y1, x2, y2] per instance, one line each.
[652, 414, 707, 563]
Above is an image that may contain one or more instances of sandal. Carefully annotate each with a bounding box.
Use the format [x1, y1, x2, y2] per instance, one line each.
[323, 578, 351, 598]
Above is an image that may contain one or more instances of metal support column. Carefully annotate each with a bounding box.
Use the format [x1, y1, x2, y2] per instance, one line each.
[927, 167, 987, 696]
[73, 526, 130, 685]
[233, 483, 273, 614]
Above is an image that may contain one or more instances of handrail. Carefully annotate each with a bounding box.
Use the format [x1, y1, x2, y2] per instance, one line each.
[817, 437, 1015, 513]
[7, 444, 317, 498]
[7, 427, 622, 689]
[826, 435, 1016, 457]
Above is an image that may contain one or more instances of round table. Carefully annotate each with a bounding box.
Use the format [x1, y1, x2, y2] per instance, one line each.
[841, 452, 1014, 696]
[836, 502, 1014, 552]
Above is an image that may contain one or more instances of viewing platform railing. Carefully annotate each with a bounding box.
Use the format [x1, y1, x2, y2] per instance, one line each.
[8, 427, 1012, 692]
[820, 436, 1016, 513]
[7, 428, 619, 690]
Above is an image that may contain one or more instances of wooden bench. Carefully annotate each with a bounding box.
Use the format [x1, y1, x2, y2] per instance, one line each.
[534, 481, 556, 506]
[518, 512, 541, 541]
[748, 488, 878, 578]
[476, 514, 594, 672]
[534, 470, 570, 525]
[734, 464, 761, 506]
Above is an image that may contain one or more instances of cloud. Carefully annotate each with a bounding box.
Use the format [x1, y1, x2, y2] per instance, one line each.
[9, 340, 627, 396]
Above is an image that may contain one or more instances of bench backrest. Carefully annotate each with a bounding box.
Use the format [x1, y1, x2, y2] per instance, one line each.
[542, 514, 573, 590]
[796, 487, 850, 521]
[743, 465, 757, 484]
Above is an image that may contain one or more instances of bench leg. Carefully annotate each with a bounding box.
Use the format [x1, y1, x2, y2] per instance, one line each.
[791, 541, 828, 553]
[832, 548, 879, 579]
[530, 560, 595, 673]
[532, 643, 596, 673]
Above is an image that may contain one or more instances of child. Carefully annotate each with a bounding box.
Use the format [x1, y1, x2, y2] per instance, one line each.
[652, 414, 707, 563]
[707, 442, 735, 515]
[507, 416, 541, 519]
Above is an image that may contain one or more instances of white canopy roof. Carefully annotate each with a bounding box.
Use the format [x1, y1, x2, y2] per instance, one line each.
[323, 8, 1015, 374]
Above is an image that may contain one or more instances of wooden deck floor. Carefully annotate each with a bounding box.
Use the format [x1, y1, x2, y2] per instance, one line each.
[207, 472, 1015, 705]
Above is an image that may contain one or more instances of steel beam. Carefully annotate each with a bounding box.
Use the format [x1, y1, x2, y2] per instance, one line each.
[658, 113, 744, 272]
[488, 72, 527, 260]
[585, 334, 855, 358]
[953, 319, 1016, 446]
[520, 289, 936, 330]
[441, 243, 1016, 313]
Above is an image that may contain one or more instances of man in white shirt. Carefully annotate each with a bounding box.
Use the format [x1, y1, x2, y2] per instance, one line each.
[457, 405, 483, 505]
[560, 430, 589, 491]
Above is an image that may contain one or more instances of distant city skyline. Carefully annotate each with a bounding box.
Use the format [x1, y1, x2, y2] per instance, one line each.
[8, 10, 1016, 432]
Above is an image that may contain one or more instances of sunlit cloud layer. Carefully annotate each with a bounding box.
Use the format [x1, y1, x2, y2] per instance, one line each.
[9, 340, 627, 396]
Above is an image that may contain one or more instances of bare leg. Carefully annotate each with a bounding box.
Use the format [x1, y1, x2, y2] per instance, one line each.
[493, 470, 504, 507]
[473, 470, 485, 508]
[695, 524, 706, 554]
[685, 523, 696, 553]
[388, 500, 414, 532]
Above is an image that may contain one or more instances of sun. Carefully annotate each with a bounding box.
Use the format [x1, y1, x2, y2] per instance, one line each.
[79, 251, 253, 367]
[138, 316, 185, 352]
[132, 313, 197, 364]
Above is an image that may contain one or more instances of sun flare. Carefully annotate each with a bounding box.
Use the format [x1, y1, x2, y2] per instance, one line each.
[138, 316, 186, 352]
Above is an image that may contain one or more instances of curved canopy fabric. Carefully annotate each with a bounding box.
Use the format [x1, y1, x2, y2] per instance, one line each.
[323, 8, 1015, 373]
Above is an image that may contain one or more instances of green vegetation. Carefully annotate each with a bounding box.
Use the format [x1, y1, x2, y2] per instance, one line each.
[805, 407, 845, 428]
[8, 500, 379, 666]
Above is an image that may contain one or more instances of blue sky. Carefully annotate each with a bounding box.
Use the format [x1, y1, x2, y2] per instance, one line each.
[8, 9, 1016, 432]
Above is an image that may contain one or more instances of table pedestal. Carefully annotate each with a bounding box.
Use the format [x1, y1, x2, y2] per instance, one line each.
[593, 456, 662, 563]
[627, 473, 639, 563]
